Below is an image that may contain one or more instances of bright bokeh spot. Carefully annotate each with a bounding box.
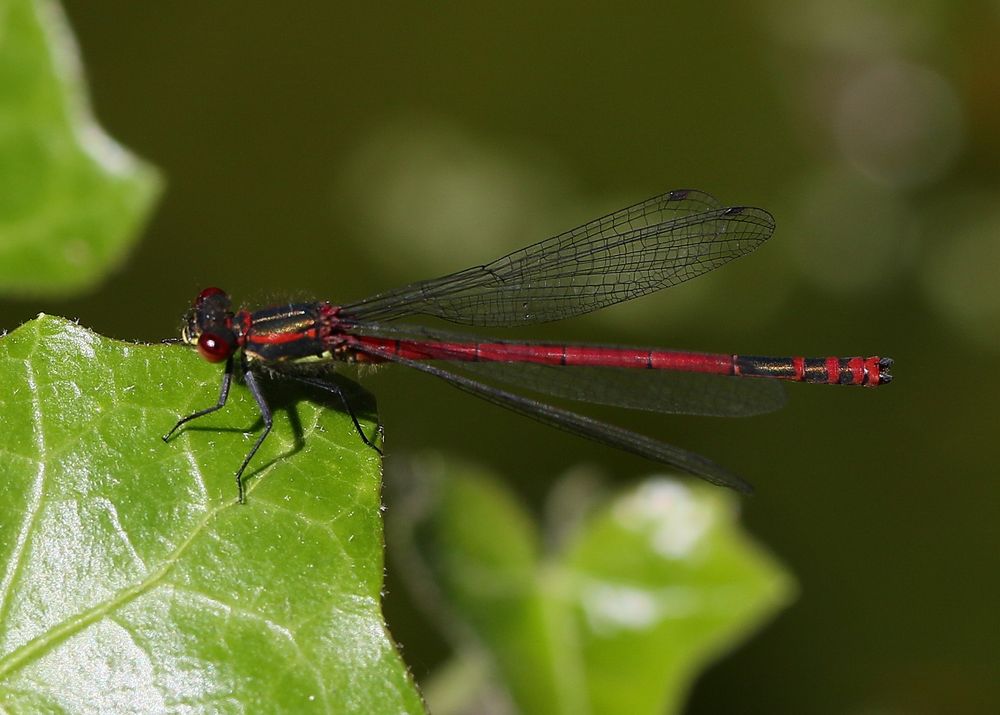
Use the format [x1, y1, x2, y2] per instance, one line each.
[834, 61, 964, 188]
[334, 118, 571, 279]
[766, 0, 936, 57]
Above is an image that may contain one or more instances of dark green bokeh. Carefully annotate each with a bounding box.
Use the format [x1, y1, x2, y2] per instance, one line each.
[4, 2, 998, 712]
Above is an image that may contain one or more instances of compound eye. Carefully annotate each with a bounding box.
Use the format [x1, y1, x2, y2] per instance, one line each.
[197, 286, 225, 301]
[197, 330, 235, 362]
[194, 288, 229, 313]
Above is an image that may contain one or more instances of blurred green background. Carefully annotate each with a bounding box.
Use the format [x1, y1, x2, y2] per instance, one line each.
[4, 1, 998, 712]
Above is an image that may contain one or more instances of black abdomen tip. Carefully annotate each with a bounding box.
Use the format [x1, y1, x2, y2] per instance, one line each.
[878, 357, 894, 384]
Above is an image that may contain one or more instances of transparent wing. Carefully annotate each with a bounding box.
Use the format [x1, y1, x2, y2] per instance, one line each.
[346, 322, 787, 418]
[341, 190, 774, 326]
[455, 361, 787, 417]
[352, 340, 754, 494]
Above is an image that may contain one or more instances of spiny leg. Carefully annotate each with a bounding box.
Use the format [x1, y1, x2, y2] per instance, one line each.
[162, 356, 234, 441]
[236, 366, 273, 504]
[283, 373, 383, 454]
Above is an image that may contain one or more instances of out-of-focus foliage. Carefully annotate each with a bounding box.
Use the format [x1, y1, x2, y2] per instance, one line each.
[0, 315, 423, 714]
[0, 0, 159, 296]
[394, 456, 793, 715]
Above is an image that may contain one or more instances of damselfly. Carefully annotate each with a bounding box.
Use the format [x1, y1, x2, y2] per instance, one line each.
[163, 189, 892, 502]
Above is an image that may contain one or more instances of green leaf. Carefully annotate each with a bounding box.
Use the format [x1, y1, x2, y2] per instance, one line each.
[0, 315, 424, 714]
[400, 455, 795, 715]
[0, 0, 160, 296]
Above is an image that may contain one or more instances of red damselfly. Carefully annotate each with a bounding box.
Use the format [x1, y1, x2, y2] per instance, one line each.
[163, 189, 892, 502]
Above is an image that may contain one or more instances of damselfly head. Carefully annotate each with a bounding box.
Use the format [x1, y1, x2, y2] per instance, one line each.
[182, 287, 238, 363]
